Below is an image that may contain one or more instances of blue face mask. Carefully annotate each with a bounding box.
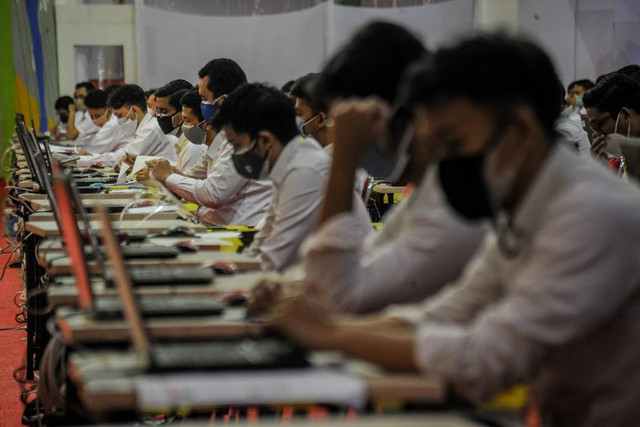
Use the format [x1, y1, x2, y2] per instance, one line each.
[201, 95, 224, 124]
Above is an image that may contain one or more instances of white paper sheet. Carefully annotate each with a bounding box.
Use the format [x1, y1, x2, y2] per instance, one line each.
[131, 156, 176, 175]
[116, 163, 131, 184]
[135, 369, 366, 410]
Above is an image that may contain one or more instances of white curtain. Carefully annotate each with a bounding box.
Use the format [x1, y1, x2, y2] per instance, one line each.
[134, 0, 475, 90]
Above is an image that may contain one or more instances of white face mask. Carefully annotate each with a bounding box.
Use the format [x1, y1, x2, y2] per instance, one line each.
[299, 114, 322, 138]
[117, 107, 138, 137]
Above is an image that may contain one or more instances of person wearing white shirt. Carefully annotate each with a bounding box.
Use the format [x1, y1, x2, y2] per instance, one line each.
[270, 35, 640, 426]
[81, 89, 131, 154]
[65, 82, 100, 142]
[151, 80, 204, 173]
[213, 83, 370, 272]
[50, 96, 74, 139]
[144, 61, 272, 227]
[257, 24, 486, 314]
[555, 80, 590, 154]
[77, 84, 176, 168]
[290, 73, 369, 197]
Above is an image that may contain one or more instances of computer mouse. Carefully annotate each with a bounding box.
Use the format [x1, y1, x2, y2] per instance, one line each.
[162, 225, 196, 237]
[211, 261, 238, 275]
[172, 241, 198, 253]
[223, 291, 248, 307]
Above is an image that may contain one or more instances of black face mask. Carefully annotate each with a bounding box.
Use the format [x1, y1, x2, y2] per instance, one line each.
[157, 112, 182, 135]
[59, 115, 69, 124]
[231, 139, 271, 180]
[438, 155, 494, 221]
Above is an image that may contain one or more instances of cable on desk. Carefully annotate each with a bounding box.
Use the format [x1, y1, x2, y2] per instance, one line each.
[39, 332, 67, 415]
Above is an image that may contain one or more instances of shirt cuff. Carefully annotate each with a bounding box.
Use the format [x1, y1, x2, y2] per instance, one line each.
[164, 173, 182, 190]
[301, 211, 372, 255]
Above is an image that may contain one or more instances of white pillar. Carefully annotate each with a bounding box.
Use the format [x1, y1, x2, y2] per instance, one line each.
[474, 0, 519, 33]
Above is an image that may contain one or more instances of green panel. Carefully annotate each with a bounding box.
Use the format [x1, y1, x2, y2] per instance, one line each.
[0, 0, 15, 178]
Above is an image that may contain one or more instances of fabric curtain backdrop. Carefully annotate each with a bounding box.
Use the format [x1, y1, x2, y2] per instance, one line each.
[134, 0, 475, 89]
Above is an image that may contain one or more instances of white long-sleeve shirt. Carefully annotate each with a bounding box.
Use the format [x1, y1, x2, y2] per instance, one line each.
[555, 106, 590, 154]
[81, 115, 130, 154]
[247, 136, 371, 272]
[302, 167, 488, 313]
[77, 113, 176, 167]
[164, 133, 271, 227]
[75, 110, 100, 143]
[166, 135, 206, 174]
[390, 144, 640, 426]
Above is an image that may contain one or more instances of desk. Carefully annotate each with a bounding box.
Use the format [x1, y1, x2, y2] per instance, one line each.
[49, 271, 275, 307]
[29, 211, 180, 221]
[58, 308, 266, 344]
[21, 197, 136, 214]
[67, 351, 445, 413]
[43, 250, 259, 276]
[26, 219, 206, 238]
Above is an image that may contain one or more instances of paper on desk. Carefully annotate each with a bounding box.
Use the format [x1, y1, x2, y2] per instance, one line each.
[116, 163, 131, 184]
[127, 205, 177, 214]
[131, 156, 176, 175]
[194, 231, 241, 240]
[43, 144, 77, 154]
[135, 369, 366, 410]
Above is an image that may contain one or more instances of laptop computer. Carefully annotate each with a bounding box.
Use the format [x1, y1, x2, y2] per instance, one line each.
[95, 204, 308, 371]
[52, 172, 223, 318]
[54, 166, 213, 286]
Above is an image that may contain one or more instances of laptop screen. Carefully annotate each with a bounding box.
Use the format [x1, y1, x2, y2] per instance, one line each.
[53, 169, 95, 312]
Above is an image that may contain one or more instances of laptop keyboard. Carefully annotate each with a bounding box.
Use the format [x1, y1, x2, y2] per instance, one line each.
[152, 338, 308, 370]
[94, 296, 224, 318]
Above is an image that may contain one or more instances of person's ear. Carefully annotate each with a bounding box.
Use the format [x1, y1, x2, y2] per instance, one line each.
[318, 112, 328, 128]
[216, 94, 228, 106]
[620, 107, 633, 124]
[256, 130, 276, 153]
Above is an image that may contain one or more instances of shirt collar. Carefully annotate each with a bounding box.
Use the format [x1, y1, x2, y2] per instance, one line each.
[269, 135, 307, 185]
[207, 131, 226, 156]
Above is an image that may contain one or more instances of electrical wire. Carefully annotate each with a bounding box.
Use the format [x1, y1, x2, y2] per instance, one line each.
[39, 332, 67, 414]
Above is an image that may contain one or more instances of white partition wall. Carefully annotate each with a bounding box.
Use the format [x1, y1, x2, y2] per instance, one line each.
[134, 0, 476, 89]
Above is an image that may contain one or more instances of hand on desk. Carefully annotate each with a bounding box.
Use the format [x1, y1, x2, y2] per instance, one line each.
[268, 283, 339, 349]
[144, 159, 174, 184]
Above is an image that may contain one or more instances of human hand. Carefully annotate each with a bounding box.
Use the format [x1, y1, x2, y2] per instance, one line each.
[268, 283, 337, 349]
[121, 153, 137, 166]
[590, 133, 610, 160]
[146, 159, 173, 183]
[136, 167, 151, 182]
[68, 103, 76, 115]
[50, 126, 60, 138]
[329, 97, 390, 166]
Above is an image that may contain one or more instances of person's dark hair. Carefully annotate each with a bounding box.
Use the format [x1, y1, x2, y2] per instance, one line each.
[280, 80, 295, 93]
[54, 96, 75, 111]
[568, 79, 595, 92]
[583, 73, 640, 115]
[198, 58, 247, 97]
[104, 85, 121, 98]
[154, 79, 193, 99]
[144, 88, 157, 99]
[180, 89, 204, 122]
[168, 89, 189, 113]
[557, 79, 567, 109]
[106, 84, 147, 111]
[83, 89, 108, 109]
[75, 81, 95, 92]
[616, 64, 640, 76]
[211, 83, 299, 144]
[401, 34, 560, 139]
[630, 70, 640, 85]
[311, 21, 427, 110]
[290, 73, 323, 112]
